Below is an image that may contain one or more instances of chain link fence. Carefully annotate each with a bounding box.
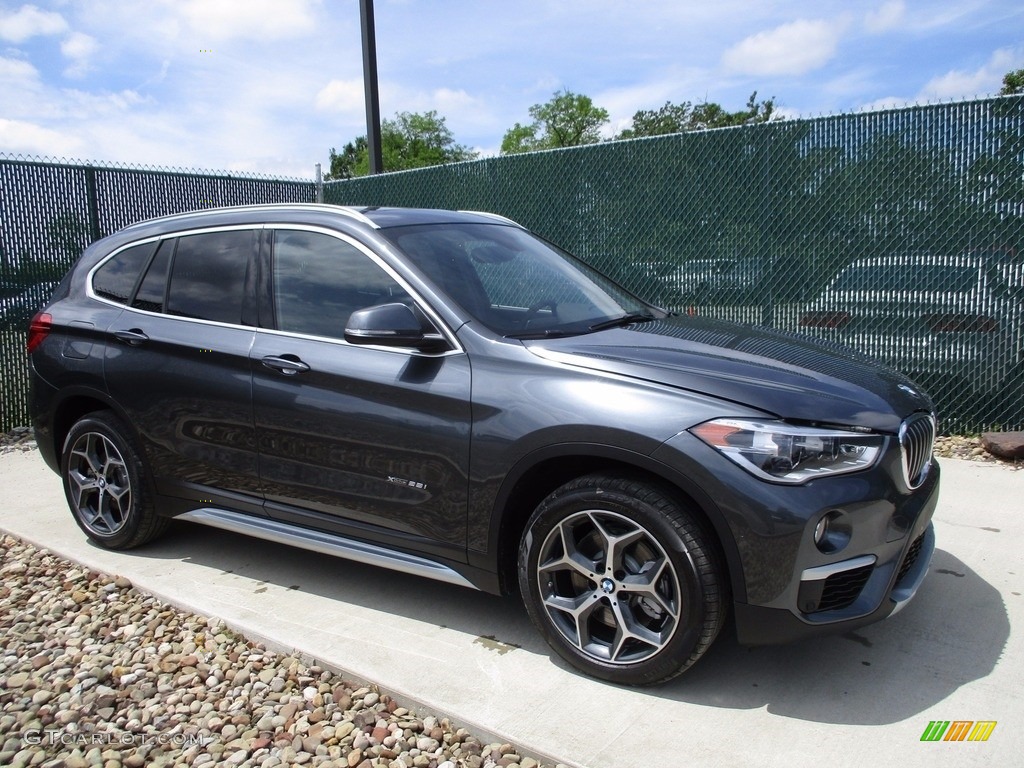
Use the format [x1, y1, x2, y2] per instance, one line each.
[0, 156, 314, 431]
[326, 96, 1024, 433]
[2, 95, 1022, 433]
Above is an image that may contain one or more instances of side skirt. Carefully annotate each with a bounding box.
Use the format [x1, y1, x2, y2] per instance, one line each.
[179, 507, 479, 591]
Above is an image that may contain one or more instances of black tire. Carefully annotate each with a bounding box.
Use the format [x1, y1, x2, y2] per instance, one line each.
[518, 473, 725, 686]
[60, 411, 168, 549]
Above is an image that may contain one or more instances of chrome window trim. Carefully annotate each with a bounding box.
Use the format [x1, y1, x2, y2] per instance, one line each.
[86, 223, 464, 357]
[86, 224, 262, 323]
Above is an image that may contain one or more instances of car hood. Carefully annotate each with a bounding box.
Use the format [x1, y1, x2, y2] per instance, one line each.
[525, 316, 932, 433]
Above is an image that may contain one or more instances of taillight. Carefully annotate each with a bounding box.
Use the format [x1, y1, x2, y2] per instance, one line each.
[926, 314, 998, 333]
[800, 311, 851, 329]
[27, 312, 52, 353]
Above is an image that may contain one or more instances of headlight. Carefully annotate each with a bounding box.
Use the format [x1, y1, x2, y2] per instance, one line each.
[690, 418, 884, 484]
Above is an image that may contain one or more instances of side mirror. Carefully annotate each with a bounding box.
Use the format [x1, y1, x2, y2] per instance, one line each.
[344, 303, 449, 352]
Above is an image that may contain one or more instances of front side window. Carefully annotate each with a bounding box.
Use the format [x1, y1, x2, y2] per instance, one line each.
[272, 229, 412, 340]
[166, 230, 254, 324]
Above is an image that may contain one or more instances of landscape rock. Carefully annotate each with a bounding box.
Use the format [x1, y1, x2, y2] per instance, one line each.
[981, 431, 1024, 460]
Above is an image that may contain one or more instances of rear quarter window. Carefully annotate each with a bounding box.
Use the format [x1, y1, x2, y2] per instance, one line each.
[92, 242, 156, 304]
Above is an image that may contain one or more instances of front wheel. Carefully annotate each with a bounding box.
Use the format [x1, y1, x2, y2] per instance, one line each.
[518, 474, 725, 685]
[61, 411, 168, 549]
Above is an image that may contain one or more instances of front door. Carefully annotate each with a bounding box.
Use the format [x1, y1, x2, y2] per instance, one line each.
[250, 227, 471, 560]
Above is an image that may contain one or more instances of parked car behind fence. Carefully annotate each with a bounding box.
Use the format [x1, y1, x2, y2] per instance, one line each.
[799, 254, 1024, 421]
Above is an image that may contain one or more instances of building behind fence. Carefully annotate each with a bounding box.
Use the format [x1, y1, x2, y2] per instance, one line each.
[2, 95, 1023, 433]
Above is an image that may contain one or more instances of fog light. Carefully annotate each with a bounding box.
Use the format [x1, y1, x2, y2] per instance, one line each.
[814, 516, 829, 545]
[813, 510, 850, 554]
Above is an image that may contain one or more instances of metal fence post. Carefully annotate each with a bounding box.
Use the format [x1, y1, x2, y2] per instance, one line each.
[84, 165, 101, 243]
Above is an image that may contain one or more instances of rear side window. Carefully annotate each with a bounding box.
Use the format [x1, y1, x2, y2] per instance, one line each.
[272, 229, 411, 339]
[166, 230, 254, 324]
[92, 242, 155, 304]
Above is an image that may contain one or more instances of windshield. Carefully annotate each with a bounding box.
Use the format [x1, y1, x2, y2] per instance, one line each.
[380, 222, 660, 336]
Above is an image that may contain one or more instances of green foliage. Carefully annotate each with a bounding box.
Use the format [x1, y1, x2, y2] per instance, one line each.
[326, 137, 368, 180]
[326, 111, 477, 178]
[501, 90, 609, 154]
[1001, 69, 1024, 95]
[46, 212, 90, 271]
[500, 122, 542, 155]
[618, 92, 778, 139]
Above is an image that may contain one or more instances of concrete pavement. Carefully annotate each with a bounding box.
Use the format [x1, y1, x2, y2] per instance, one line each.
[1, 449, 1021, 768]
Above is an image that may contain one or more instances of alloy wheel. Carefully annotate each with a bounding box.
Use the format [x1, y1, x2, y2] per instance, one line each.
[535, 509, 681, 665]
[66, 431, 133, 536]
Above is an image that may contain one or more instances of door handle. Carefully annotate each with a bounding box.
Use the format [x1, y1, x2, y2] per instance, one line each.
[113, 329, 149, 346]
[261, 355, 310, 375]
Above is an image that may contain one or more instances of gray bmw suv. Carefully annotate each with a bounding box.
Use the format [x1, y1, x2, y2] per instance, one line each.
[28, 204, 939, 685]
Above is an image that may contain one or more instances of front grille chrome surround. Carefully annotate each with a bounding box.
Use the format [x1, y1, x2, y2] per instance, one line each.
[899, 412, 936, 490]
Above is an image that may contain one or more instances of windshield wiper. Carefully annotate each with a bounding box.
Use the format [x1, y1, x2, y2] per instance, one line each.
[588, 312, 657, 332]
[504, 329, 585, 340]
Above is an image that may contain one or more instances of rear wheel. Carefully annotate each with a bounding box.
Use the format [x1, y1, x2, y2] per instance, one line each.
[61, 412, 168, 549]
[518, 473, 725, 685]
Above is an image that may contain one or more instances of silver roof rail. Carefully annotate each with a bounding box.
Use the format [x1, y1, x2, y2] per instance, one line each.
[122, 203, 380, 231]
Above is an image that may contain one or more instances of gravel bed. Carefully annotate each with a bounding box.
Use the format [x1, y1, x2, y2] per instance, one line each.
[0, 534, 557, 768]
[932, 434, 1022, 469]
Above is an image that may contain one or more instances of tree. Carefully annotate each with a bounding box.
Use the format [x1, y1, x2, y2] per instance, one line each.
[1000, 69, 1024, 95]
[617, 91, 778, 139]
[326, 111, 477, 178]
[326, 137, 368, 180]
[46, 212, 90, 271]
[501, 90, 609, 154]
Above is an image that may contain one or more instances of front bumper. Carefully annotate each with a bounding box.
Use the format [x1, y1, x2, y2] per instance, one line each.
[733, 522, 935, 645]
[653, 428, 941, 646]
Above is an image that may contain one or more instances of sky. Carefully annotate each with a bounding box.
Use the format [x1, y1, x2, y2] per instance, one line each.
[0, 0, 1022, 179]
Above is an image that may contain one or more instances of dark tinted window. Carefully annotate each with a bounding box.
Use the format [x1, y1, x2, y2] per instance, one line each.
[273, 230, 411, 339]
[131, 240, 173, 313]
[166, 230, 254, 324]
[93, 242, 155, 304]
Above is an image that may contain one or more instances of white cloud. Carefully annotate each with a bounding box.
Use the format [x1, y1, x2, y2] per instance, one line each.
[61, 31, 98, 60]
[432, 87, 476, 113]
[0, 54, 39, 82]
[722, 18, 847, 77]
[864, 1, 906, 33]
[0, 117, 84, 157]
[61, 32, 99, 78]
[918, 46, 1021, 100]
[171, 0, 319, 42]
[0, 4, 68, 42]
[315, 79, 364, 115]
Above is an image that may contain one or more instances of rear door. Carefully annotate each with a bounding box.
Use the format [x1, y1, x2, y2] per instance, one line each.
[250, 227, 472, 561]
[102, 227, 262, 512]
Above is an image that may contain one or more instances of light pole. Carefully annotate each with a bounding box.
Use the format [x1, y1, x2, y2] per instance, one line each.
[360, 0, 383, 175]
